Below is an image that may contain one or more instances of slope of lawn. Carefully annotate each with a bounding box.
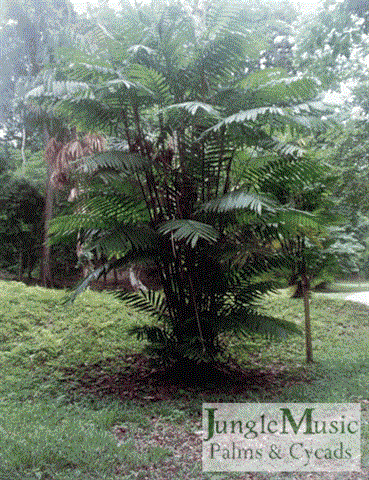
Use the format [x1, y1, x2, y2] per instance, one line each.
[0, 280, 368, 479]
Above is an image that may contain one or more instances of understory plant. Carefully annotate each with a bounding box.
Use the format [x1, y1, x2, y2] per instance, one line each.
[26, 0, 331, 364]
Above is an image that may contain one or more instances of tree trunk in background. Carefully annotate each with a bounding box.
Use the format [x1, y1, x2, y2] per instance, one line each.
[40, 125, 53, 288]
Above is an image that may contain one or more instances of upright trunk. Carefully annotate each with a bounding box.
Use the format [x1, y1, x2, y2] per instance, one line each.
[40, 126, 53, 287]
[301, 253, 313, 363]
[41, 167, 53, 287]
[18, 249, 23, 282]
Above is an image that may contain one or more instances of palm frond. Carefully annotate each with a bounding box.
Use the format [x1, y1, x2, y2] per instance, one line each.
[164, 101, 221, 118]
[200, 191, 277, 214]
[270, 209, 326, 234]
[128, 325, 170, 344]
[126, 64, 173, 105]
[115, 289, 167, 319]
[188, 34, 244, 94]
[260, 76, 320, 104]
[204, 0, 242, 39]
[80, 150, 150, 174]
[66, 63, 118, 82]
[228, 309, 302, 339]
[103, 77, 154, 97]
[203, 103, 326, 136]
[63, 264, 107, 304]
[209, 106, 286, 131]
[26, 80, 95, 101]
[96, 224, 160, 253]
[48, 214, 108, 241]
[158, 219, 219, 247]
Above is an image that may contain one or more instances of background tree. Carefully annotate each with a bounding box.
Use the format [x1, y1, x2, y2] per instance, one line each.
[3, 0, 86, 286]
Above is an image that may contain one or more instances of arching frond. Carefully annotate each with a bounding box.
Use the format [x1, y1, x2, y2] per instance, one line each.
[66, 62, 118, 82]
[115, 290, 167, 319]
[226, 309, 302, 339]
[269, 209, 326, 234]
[158, 219, 219, 247]
[80, 150, 150, 175]
[126, 64, 173, 105]
[203, 102, 327, 137]
[240, 73, 321, 105]
[26, 80, 94, 101]
[200, 191, 277, 214]
[164, 101, 221, 118]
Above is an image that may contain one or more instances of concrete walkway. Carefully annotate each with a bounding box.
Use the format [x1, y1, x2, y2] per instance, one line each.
[345, 291, 369, 306]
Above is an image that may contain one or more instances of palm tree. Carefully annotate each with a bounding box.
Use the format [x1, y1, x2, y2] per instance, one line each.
[27, 0, 330, 364]
[42, 129, 106, 285]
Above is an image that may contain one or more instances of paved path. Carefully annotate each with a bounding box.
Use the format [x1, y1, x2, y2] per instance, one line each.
[345, 291, 369, 306]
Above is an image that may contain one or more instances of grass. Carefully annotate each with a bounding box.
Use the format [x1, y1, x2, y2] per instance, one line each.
[0, 280, 368, 479]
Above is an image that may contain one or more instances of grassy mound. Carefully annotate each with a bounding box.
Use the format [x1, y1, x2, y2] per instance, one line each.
[0, 280, 368, 479]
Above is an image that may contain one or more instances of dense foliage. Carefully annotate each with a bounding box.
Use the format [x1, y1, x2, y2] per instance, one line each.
[22, 0, 335, 363]
[2, 0, 369, 363]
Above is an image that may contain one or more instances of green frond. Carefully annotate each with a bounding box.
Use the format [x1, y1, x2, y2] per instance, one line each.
[63, 264, 107, 305]
[238, 254, 291, 277]
[103, 77, 153, 97]
[81, 195, 147, 223]
[204, 103, 327, 137]
[259, 137, 305, 158]
[164, 101, 221, 118]
[163, 101, 222, 131]
[85, 24, 127, 60]
[250, 157, 324, 193]
[201, 191, 277, 214]
[289, 114, 327, 131]
[206, 105, 286, 131]
[158, 219, 219, 247]
[270, 209, 326, 234]
[126, 64, 173, 105]
[254, 75, 321, 105]
[115, 290, 167, 319]
[48, 213, 107, 242]
[81, 150, 150, 175]
[228, 309, 302, 339]
[128, 325, 170, 344]
[66, 63, 118, 82]
[188, 34, 244, 93]
[97, 224, 160, 253]
[239, 68, 290, 90]
[128, 44, 157, 57]
[26, 80, 94, 101]
[228, 279, 278, 304]
[204, 0, 242, 39]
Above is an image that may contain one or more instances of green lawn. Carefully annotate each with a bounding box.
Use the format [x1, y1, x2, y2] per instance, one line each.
[0, 280, 368, 479]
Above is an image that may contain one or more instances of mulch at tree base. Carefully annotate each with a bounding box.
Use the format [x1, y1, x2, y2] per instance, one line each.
[58, 353, 315, 402]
